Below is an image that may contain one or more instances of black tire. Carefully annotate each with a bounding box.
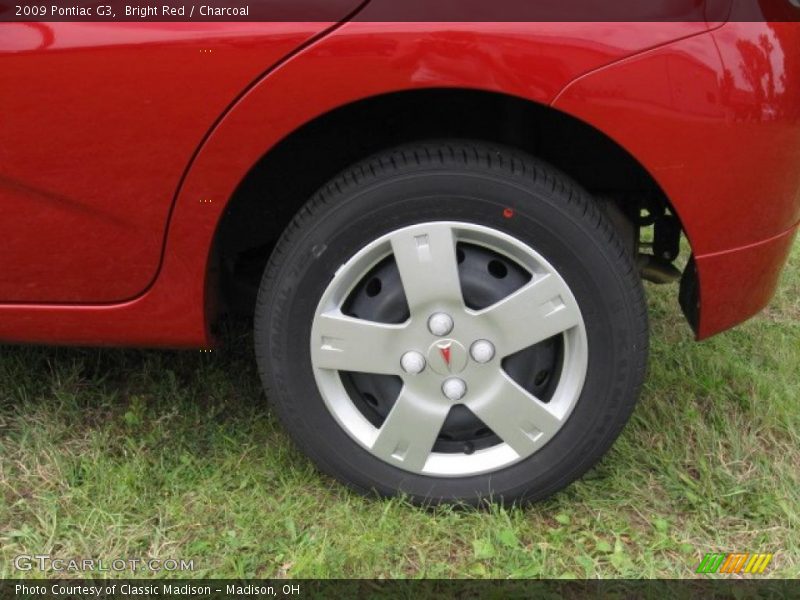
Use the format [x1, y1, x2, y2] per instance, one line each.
[255, 141, 648, 505]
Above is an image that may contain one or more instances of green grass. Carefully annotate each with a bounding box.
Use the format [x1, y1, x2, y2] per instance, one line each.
[1, 242, 798, 579]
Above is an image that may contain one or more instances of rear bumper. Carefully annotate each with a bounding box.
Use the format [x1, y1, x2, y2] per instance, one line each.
[691, 221, 798, 340]
[552, 21, 800, 338]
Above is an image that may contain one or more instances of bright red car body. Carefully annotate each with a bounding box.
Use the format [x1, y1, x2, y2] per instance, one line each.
[1, 9, 798, 347]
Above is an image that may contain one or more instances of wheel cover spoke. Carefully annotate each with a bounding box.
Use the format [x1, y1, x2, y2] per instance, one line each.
[466, 372, 562, 457]
[476, 273, 581, 357]
[311, 312, 406, 375]
[390, 223, 463, 312]
[371, 387, 450, 471]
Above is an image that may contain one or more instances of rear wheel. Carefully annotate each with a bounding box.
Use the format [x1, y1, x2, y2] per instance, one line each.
[255, 141, 648, 505]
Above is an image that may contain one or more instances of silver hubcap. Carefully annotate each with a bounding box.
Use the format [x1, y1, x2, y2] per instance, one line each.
[310, 222, 588, 477]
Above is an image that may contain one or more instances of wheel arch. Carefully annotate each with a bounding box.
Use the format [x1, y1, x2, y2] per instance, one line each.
[160, 25, 698, 346]
[212, 87, 685, 319]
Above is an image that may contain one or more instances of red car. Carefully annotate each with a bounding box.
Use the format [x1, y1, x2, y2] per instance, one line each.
[2, 3, 798, 504]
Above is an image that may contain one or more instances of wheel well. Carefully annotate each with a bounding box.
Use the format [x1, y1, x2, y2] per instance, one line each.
[214, 88, 685, 316]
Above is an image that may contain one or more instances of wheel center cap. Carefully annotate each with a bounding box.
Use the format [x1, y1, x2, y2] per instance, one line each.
[427, 339, 468, 375]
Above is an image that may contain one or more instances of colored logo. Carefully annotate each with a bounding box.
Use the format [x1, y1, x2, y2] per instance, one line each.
[438, 343, 452, 368]
[427, 339, 468, 375]
[696, 553, 773, 575]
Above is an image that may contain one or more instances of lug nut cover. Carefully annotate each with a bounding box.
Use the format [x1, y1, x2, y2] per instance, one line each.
[442, 377, 467, 401]
[400, 351, 426, 374]
[470, 339, 495, 363]
[428, 312, 454, 336]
